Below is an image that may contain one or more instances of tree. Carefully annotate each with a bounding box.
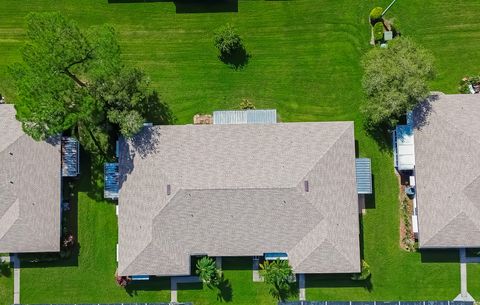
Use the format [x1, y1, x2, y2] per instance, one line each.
[259, 259, 295, 300]
[213, 23, 243, 55]
[196, 256, 221, 287]
[9, 12, 164, 155]
[362, 37, 435, 130]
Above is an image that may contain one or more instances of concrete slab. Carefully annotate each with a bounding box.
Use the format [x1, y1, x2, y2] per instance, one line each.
[12, 254, 20, 304]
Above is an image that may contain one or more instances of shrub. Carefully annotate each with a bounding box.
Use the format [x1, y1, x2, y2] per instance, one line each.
[214, 23, 244, 55]
[369, 7, 383, 23]
[115, 274, 131, 288]
[351, 260, 371, 281]
[196, 256, 221, 287]
[239, 98, 255, 110]
[373, 22, 384, 42]
[0, 257, 9, 277]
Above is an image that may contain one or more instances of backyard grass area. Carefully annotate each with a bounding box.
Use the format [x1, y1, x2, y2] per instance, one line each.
[179, 257, 277, 305]
[0, 0, 479, 304]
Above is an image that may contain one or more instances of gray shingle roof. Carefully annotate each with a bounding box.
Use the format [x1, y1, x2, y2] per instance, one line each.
[118, 122, 360, 276]
[0, 104, 61, 253]
[414, 93, 480, 248]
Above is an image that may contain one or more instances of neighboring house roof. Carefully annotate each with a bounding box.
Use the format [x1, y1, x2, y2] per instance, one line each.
[118, 122, 360, 276]
[0, 104, 61, 253]
[414, 93, 480, 248]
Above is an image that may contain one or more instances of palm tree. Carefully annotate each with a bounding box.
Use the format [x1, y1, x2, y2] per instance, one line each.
[196, 256, 220, 287]
[259, 259, 294, 300]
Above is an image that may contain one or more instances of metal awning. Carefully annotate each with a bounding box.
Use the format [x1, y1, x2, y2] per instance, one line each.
[264, 252, 288, 261]
[213, 109, 277, 125]
[355, 158, 372, 194]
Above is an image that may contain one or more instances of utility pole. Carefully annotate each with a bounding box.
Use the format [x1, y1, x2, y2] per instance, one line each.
[382, 0, 399, 17]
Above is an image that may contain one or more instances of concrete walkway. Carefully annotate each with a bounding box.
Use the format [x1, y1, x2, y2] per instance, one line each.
[170, 276, 201, 303]
[12, 254, 20, 304]
[298, 273, 306, 301]
[454, 248, 474, 302]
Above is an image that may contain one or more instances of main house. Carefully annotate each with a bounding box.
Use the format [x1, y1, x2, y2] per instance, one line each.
[0, 104, 61, 253]
[116, 117, 368, 277]
[394, 93, 480, 248]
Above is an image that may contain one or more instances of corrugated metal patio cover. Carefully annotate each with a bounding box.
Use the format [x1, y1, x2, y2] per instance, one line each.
[213, 109, 277, 124]
[355, 158, 372, 194]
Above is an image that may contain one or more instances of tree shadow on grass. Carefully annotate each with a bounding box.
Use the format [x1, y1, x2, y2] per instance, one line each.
[219, 47, 250, 70]
[174, 0, 238, 13]
[107, 0, 239, 14]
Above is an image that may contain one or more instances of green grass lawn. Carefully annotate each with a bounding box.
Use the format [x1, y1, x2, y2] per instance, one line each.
[0, 261, 13, 305]
[0, 0, 479, 304]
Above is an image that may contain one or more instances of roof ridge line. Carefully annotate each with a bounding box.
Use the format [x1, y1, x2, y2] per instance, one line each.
[0, 198, 20, 241]
[421, 211, 473, 247]
[294, 123, 354, 212]
[295, 122, 353, 191]
[434, 107, 480, 147]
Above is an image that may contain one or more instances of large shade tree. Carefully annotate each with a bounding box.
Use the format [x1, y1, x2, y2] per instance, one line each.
[362, 37, 435, 130]
[10, 12, 166, 155]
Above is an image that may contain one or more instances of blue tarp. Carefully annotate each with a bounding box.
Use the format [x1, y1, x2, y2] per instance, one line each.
[104, 163, 119, 199]
[61, 137, 80, 177]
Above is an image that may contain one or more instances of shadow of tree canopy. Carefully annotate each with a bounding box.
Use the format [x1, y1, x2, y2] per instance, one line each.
[413, 94, 435, 130]
[140, 90, 176, 125]
[107, 0, 239, 14]
[219, 46, 250, 70]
